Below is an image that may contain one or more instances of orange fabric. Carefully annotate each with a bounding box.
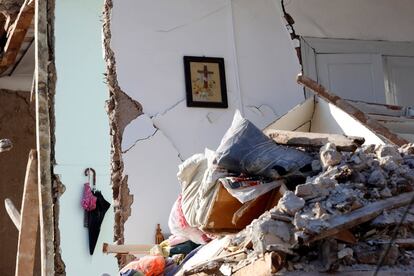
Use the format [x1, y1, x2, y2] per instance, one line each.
[120, 255, 165, 276]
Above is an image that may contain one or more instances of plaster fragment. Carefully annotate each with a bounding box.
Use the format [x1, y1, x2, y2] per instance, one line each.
[320, 143, 342, 169]
[276, 191, 305, 216]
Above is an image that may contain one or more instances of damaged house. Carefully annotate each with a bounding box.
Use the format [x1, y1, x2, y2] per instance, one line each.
[1, 0, 414, 275]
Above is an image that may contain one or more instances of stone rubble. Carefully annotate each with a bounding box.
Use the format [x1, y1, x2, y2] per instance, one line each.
[219, 143, 414, 274]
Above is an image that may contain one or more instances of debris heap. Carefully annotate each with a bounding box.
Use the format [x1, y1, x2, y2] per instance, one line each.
[116, 111, 414, 276]
[206, 143, 414, 274]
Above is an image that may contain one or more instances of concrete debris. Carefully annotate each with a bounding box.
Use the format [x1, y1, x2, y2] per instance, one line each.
[182, 142, 414, 274]
[376, 144, 403, 163]
[276, 191, 305, 216]
[118, 124, 414, 276]
[320, 143, 342, 169]
[295, 176, 336, 200]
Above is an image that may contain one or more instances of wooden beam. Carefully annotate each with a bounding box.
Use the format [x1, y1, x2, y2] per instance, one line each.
[304, 192, 414, 244]
[102, 243, 153, 255]
[15, 150, 39, 276]
[394, 239, 414, 249]
[297, 75, 409, 146]
[4, 198, 21, 230]
[0, 0, 35, 73]
[264, 129, 364, 151]
[35, 0, 55, 274]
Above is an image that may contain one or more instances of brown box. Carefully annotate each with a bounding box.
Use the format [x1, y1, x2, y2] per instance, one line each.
[201, 182, 286, 234]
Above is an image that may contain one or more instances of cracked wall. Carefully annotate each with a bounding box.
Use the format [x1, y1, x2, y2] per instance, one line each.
[109, 0, 304, 245]
[53, 0, 118, 275]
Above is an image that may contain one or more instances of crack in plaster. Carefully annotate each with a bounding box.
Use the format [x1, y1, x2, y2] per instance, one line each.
[122, 128, 158, 154]
[155, 4, 228, 33]
[246, 104, 279, 117]
[152, 123, 185, 162]
[123, 115, 185, 162]
[280, 0, 302, 64]
[123, 96, 186, 158]
[149, 98, 185, 119]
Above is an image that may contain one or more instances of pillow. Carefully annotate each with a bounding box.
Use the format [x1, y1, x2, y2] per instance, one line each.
[215, 110, 312, 178]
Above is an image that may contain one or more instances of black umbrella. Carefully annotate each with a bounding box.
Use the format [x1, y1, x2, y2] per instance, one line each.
[84, 168, 111, 255]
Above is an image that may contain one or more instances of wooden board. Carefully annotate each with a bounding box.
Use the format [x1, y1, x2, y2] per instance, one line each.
[4, 198, 21, 230]
[102, 243, 153, 255]
[305, 191, 414, 243]
[297, 75, 409, 146]
[15, 150, 39, 276]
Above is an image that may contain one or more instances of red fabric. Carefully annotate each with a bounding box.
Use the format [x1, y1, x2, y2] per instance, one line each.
[120, 255, 165, 276]
[176, 194, 188, 228]
[169, 195, 211, 244]
[81, 183, 97, 211]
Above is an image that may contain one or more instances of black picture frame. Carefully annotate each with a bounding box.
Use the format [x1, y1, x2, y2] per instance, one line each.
[183, 56, 228, 108]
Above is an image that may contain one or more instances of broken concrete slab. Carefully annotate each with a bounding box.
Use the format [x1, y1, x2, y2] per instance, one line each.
[266, 130, 364, 151]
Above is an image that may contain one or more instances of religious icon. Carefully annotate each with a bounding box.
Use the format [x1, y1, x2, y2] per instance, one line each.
[184, 56, 228, 108]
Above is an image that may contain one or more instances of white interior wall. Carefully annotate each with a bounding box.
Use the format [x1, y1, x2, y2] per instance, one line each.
[311, 99, 385, 145]
[286, 0, 414, 42]
[54, 0, 117, 275]
[111, 0, 303, 245]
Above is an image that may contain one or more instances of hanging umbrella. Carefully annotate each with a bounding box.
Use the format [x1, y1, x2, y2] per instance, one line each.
[84, 168, 111, 255]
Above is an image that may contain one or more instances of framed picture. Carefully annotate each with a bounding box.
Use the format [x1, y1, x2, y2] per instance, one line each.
[183, 56, 228, 108]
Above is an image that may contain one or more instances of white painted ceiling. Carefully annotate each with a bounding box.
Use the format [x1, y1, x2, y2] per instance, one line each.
[285, 0, 414, 42]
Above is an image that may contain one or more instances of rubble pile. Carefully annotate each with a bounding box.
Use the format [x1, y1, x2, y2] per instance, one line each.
[214, 143, 414, 274]
[116, 111, 414, 276]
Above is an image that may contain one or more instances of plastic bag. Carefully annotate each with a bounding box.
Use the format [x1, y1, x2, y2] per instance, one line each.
[177, 153, 207, 227]
[215, 110, 313, 178]
[168, 195, 210, 245]
[219, 176, 281, 203]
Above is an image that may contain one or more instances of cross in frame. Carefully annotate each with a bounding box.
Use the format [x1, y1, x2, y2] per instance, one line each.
[197, 64, 214, 89]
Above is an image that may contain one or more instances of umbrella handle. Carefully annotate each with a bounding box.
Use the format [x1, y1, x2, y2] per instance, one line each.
[84, 168, 96, 191]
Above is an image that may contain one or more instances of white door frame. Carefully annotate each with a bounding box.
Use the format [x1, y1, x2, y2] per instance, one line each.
[301, 37, 414, 102]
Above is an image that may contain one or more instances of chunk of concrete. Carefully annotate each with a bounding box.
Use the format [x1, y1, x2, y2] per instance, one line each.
[376, 144, 402, 163]
[367, 169, 387, 188]
[295, 176, 336, 200]
[251, 217, 293, 254]
[276, 191, 305, 216]
[320, 143, 342, 169]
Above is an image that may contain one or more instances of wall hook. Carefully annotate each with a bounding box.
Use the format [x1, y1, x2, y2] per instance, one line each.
[84, 168, 96, 191]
